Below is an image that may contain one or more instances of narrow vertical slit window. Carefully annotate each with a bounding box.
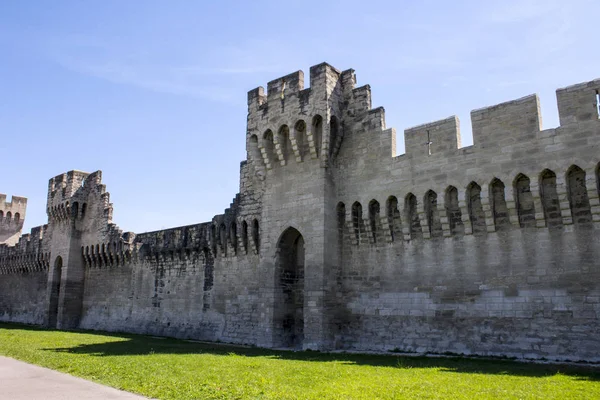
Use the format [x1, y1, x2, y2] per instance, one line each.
[425, 130, 433, 156]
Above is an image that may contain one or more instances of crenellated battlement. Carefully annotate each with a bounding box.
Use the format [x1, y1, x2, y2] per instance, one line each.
[556, 78, 600, 125]
[398, 79, 600, 162]
[404, 116, 461, 158]
[47, 170, 89, 202]
[0, 224, 48, 274]
[0, 194, 27, 214]
[470, 94, 541, 150]
[0, 193, 27, 246]
[247, 63, 343, 113]
[247, 64, 600, 176]
[245, 63, 386, 177]
[46, 170, 115, 229]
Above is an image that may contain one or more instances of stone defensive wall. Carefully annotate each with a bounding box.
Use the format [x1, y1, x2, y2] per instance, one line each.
[1, 63, 599, 362]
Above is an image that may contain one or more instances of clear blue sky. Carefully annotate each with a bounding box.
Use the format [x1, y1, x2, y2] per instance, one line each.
[1, 0, 598, 234]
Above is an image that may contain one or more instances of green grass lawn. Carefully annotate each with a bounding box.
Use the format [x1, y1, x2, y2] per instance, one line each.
[0, 323, 598, 400]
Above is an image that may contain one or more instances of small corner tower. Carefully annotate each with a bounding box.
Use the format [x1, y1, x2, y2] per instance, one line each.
[0, 193, 27, 245]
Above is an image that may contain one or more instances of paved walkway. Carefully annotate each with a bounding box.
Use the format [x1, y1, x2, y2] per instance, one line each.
[0, 356, 148, 399]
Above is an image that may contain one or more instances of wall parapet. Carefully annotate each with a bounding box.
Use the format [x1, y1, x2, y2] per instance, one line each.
[0, 224, 48, 274]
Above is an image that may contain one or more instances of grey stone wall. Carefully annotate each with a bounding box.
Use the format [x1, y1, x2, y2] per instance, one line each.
[0, 223, 49, 325]
[0, 271, 48, 325]
[0, 63, 599, 362]
[329, 72, 600, 361]
[334, 229, 600, 361]
[78, 223, 263, 345]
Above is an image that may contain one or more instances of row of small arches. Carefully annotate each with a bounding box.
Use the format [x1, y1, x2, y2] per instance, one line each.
[0, 211, 20, 224]
[248, 114, 341, 170]
[0, 252, 50, 274]
[210, 219, 260, 257]
[337, 164, 599, 245]
[83, 241, 124, 256]
[82, 242, 128, 268]
[0, 251, 49, 265]
[48, 201, 87, 221]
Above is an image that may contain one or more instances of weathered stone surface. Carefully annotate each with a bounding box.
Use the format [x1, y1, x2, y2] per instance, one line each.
[1, 64, 600, 362]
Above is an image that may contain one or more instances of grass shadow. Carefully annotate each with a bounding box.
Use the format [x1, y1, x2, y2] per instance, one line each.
[2, 322, 599, 381]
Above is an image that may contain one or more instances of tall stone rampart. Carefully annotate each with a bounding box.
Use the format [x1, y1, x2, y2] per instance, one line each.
[0, 63, 599, 361]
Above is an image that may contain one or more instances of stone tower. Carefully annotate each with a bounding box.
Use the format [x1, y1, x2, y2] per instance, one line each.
[44, 170, 122, 329]
[246, 63, 386, 349]
[0, 194, 27, 246]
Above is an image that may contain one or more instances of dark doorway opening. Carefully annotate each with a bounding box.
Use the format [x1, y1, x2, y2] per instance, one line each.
[274, 227, 305, 349]
[48, 256, 63, 328]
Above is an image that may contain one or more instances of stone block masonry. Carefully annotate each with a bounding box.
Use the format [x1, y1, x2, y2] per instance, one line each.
[1, 63, 600, 361]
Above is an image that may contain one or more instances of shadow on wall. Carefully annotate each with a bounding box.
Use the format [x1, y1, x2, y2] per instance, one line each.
[2, 324, 596, 381]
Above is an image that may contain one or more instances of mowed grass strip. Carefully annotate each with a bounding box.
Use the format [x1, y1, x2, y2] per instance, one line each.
[0, 323, 599, 400]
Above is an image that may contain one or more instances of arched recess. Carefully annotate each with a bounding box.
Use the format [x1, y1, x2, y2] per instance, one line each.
[405, 193, 421, 238]
[329, 116, 341, 158]
[336, 202, 346, 245]
[5, 211, 11, 221]
[219, 223, 227, 255]
[445, 186, 463, 234]
[263, 130, 276, 166]
[277, 125, 292, 163]
[229, 221, 237, 253]
[539, 169, 562, 228]
[48, 256, 63, 328]
[294, 120, 308, 160]
[386, 196, 402, 242]
[210, 225, 218, 256]
[248, 134, 263, 167]
[71, 202, 79, 220]
[514, 174, 535, 228]
[467, 182, 486, 234]
[81, 203, 87, 219]
[424, 190, 442, 238]
[351, 202, 363, 244]
[368, 199, 381, 243]
[241, 220, 249, 254]
[596, 163, 600, 196]
[566, 165, 592, 224]
[312, 115, 323, 157]
[273, 227, 305, 349]
[0, 210, 3, 219]
[490, 178, 510, 230]
[202, 247, 215, 311]
[14, 212, 20, 223]
[252, 219, 260, 254]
